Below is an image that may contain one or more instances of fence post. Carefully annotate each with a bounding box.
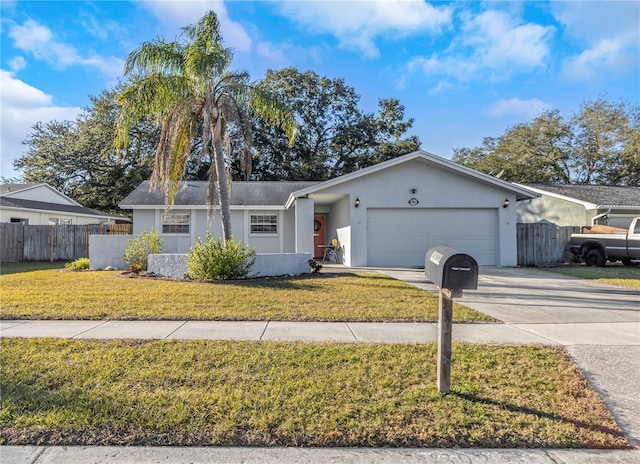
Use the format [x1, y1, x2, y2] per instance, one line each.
[49, 225, 54, 262]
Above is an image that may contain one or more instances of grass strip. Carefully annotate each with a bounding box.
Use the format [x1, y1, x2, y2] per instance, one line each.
[0, 262, 65, 275]
[545, 265, 640, 289]
[0, 270, 491, 322]
[0, 338, 629, 449]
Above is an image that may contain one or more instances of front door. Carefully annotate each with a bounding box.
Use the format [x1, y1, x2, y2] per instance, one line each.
[313, 216, 326, 259]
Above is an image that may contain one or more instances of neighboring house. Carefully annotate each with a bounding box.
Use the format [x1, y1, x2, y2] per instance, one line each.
[516, 183, 640, 229]
[0, 183, 127, 225]
[120, 151, 538, 267]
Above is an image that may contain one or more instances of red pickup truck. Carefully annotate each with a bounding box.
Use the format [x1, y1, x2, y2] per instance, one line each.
[566, 217, 640, 266]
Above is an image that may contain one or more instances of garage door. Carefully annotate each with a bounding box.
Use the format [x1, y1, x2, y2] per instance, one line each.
[367, 208, 498, 267]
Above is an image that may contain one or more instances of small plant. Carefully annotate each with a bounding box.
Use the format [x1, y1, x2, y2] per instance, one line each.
[123, 228, 163, 273]
[309, 259, 322, 273]
[186, 233, 256, 280]
[64, 257, 90, 271]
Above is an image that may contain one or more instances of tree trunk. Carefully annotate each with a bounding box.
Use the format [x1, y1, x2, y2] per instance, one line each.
[213, 118, 232, 241]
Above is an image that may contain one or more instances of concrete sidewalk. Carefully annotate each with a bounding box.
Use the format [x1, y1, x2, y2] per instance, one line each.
[3, 318, 640, 346]
[2, 266, 639, 463]
[3, 445, 639, 464]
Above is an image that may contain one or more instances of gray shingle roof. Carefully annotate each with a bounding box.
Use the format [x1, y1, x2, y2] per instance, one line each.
[0, 197, 124, 219]
[524, 183, 640, 208]
[120, 181, 321, 207]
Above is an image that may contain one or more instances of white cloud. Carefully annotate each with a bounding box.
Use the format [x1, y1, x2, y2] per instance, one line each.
[553, 2, 640, 82]
[0, 70, 82, 178]
[486, 98, 551, 119]
[8, 56, 26, 72]
[563, 38, 633, 82]
[7, 19, 124, 81]
[411, 9, 554, 85]
[9, 19, 79, 69]
[255, 41, 289, 68]
[276, 0, 452, 58]
[461, 10, 553, 73]
[140, 0, 252, 52]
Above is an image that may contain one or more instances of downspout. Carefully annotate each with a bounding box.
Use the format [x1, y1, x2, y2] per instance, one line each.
[591, 209, 611, 226]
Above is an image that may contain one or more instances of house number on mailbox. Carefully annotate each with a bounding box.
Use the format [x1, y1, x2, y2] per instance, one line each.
[408, 197, 419, 206]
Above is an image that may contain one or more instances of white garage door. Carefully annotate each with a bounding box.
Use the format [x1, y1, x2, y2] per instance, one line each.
[367, 208, 498, 267]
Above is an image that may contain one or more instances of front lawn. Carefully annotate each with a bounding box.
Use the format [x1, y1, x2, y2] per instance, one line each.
[546, 264, 640, 289]
[0, 338, 629, 448]
[0, 269, 493, 322]
[0, 261, 65, 275]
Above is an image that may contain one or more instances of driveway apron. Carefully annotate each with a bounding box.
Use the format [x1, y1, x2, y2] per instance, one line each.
[378, 265, 640, 448]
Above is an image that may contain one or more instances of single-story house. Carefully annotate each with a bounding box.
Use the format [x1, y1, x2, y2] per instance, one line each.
[120, 151, 538, 267]
[516, 183, 640, 229]
[0, 183, 127, 225]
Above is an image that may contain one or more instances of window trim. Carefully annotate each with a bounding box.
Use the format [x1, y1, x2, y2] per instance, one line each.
[250, 213, 278, 236]
[162, 213, 190, 234]
[49, 218, 72, 225]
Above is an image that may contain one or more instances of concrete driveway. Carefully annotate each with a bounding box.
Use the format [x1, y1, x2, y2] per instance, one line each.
[378, 265, 640, 447]
[378, 266, 640, 345]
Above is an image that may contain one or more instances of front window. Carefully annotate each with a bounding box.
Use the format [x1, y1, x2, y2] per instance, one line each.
[250, 214, 277, 234]
[162, 213, 189, 234]
[49, 218, 72, 225]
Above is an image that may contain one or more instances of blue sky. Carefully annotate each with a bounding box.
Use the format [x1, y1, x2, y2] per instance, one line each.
[1, 0, 639, 180]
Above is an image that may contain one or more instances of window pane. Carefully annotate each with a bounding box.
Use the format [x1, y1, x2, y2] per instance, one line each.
[162, 214, 189, 234]
[250, 214, 278, 234]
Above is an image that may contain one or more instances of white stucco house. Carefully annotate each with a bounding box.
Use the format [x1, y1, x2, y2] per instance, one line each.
[0, 183, 126, 225]
[120, 151, 538, 267]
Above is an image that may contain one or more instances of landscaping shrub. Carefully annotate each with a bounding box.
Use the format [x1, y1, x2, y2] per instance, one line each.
[64, 257, 90, 271]
[123, 228, 163, 273]
[186, 233, 256, 280]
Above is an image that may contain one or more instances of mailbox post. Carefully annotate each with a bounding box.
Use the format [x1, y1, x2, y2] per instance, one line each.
[425, 246, 478, 393]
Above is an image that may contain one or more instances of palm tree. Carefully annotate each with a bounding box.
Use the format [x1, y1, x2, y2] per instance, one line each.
[115, 11, 296, 240]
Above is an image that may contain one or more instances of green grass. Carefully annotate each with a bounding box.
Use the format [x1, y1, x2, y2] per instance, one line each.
[0, 262, 65, 275]
[0, 269, 492, 322]
[0, 338, 629, 448]
[546, 264, 640, 289]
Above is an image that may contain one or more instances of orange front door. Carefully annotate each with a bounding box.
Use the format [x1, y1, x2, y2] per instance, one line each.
[313, 216, 325, 258]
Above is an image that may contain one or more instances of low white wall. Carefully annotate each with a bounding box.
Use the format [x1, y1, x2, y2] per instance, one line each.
[89, 235, 130, 269]
[249, 253, 312, 278]
[89, 235, 183, 270]
[148, 252, 312, 278]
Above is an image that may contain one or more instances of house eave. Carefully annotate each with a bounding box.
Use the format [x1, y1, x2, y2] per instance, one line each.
[1, 205, 120, 221]
[119, 204, 287, 211]
[286, 151, 539, 204]
[515, 184, 598, 209]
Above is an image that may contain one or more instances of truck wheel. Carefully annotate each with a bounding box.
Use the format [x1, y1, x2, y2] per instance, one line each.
[585, 249, 606, 267]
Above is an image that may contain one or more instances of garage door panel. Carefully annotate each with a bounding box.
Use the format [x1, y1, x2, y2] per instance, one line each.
[367, 208, 497, 267]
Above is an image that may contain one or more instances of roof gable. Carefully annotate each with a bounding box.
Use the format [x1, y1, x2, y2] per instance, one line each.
[0, 197, 124, 219]
[286, 150, 538, 207]
[0, 183, 80, 206]
[521, 183, 640, 209]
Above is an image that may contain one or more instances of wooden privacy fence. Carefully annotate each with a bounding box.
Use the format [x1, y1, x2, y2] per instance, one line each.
[0, 223, 132, 262]
[517, 223, 580, 267]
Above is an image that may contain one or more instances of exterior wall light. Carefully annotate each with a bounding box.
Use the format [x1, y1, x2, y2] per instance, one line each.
[503, 198, 510, 208]
[354, 197, 360, 208]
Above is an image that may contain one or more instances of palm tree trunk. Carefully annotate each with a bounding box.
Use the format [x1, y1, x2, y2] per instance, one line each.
[213, 117, 232, 242]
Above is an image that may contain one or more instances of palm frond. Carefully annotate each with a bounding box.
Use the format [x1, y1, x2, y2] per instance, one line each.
[114, 74, 192, 150]
[149, 100, 194, 210]
[124, 39, 186, 78]
[218, 93, 253, 179]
